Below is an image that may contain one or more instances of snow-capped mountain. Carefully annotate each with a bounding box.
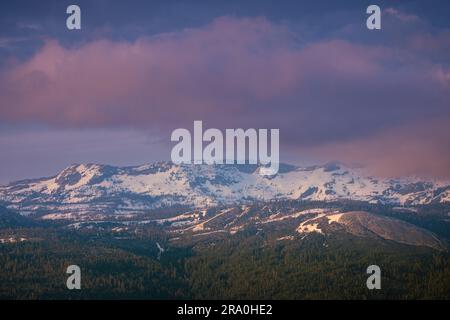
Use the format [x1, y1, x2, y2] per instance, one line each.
[0, 162, 448, 217]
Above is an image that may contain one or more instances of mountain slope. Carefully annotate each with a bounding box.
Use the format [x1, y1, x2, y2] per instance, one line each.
[295, 211, 445, 250]
[0, 205, 38, 228]
[0, 162, 448, 218]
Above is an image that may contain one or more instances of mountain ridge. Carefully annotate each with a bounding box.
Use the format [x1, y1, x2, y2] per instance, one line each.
[0, 161, 449, 218]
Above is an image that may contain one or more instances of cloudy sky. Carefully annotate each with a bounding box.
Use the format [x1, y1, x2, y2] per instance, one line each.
[0, 0, 449, 183]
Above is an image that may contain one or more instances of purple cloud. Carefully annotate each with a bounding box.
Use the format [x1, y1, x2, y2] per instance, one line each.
[0, 15, 449, 178]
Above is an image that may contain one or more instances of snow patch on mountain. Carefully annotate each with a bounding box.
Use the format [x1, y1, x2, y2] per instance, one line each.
[0, 162, 448, 217]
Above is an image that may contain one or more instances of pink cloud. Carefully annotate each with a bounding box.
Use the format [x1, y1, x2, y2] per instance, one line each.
[0, 16, 387, 128]
[0, 16, 449, 178]
[302, 118, 450, 180]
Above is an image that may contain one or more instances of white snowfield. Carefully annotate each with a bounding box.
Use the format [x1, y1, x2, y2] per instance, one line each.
[0, 162, 448, 217]
[295, 212, 344, 235]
